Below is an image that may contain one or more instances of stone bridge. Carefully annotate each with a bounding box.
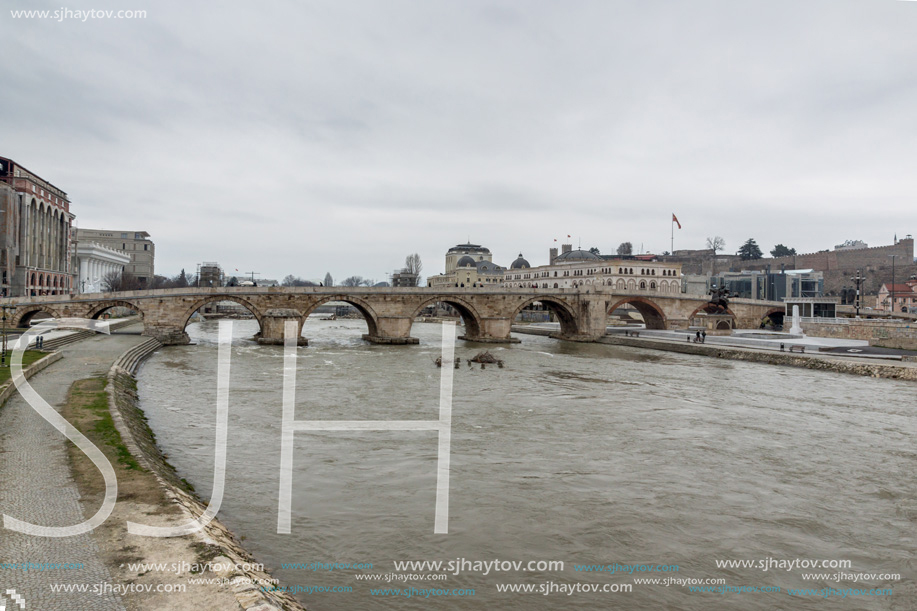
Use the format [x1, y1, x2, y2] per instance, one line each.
[1, 287, 784, 346]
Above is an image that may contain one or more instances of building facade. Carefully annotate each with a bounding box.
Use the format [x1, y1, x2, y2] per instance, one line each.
[75, 242, 131, 293]
[391, 270, 419, 287]
[74, 228, 155, 284]
[426, 243, 506, 288]
[710, 269, 824, 301]
[876, 281, 917, 313]
[503, 244, 682, 292]
[0, 156, 75, 296]
[199, 262, 224, 288]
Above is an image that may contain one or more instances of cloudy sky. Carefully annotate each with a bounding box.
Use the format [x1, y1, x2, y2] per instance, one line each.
[3, 0, 916, 282]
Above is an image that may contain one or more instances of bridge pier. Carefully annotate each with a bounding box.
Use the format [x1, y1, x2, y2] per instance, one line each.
[258, 309, 308, 346]
[458, 317, 520, 343]
[143, 325, 190, 346]
[363, 316, 419, 345]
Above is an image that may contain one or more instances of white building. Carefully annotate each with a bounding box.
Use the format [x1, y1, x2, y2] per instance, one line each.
[76, 242, 131, 294]
[503, 245, 682, 293]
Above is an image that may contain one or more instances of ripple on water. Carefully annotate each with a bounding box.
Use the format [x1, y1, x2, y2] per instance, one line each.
[136, 319, 916, 611]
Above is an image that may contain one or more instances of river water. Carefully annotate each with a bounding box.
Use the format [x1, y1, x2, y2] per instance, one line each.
[136, 318, 914, 610]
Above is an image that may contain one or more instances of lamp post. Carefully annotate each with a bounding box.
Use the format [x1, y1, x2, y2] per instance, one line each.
[850, 270, 864, 318]
[1, 304, 14, 367]
[889, 254, 899, 313]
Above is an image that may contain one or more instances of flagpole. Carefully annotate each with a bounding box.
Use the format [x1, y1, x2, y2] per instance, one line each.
[671, 218, 674, 255]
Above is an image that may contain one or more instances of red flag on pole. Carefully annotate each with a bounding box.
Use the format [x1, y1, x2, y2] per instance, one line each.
[672, 214, 681, 229]
[567, 234, 571, 238]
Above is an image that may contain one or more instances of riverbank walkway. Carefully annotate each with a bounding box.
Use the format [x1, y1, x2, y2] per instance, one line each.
[0, 324, 147, 611]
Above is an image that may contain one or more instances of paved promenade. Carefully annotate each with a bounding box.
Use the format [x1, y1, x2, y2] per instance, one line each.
[0, 327, 146, 611]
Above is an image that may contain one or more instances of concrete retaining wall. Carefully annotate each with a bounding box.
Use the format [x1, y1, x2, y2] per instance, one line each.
[799, 319, 917, 350]
[595, 335, 917, 382]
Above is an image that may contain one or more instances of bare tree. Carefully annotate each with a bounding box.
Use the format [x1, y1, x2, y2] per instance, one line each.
[101, 270, 140, 292]
[341, 275, 365, 287]
[282, 274, 317, 287]
[706, 236, 726, 274]
[362, 278, 376, 286]
[706, 236, 725, 253]
[147, 275, 170, 290]
[323, 272, 333, 287]
[404, 253, 423, 278]
[617, 242, 633, 255]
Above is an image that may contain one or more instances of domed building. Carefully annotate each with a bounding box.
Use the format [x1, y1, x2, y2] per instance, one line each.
[553, 249, 600, 262]
[503, 243, 683, 292]
[427, 242, 507, 288]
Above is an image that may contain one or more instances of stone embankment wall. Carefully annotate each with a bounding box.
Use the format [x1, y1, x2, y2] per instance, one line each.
[799, 320, 917, 351]
[107, 341, 306, 611]
[0, 351, 63, 405]
[594, 335, 917, 381]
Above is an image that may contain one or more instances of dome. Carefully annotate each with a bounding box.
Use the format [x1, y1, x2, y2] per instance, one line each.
[554, 249, 600, 261]
[510, 254, 530, 269]
[447, 242, 491, 255]
[456, 255, 477, 267]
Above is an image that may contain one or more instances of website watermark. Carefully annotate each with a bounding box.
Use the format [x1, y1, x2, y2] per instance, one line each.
[9, 8, 147, 22]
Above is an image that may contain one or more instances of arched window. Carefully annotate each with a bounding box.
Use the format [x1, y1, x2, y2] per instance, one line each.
[650, 281, 656, 290]
[640, 281, 646, 289]
[553, 283, 559, 288]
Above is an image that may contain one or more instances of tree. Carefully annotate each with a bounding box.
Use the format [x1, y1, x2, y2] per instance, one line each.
[101, 270, 140, 292]
[738, 238, 764, 260]
[706, 236, 725, 254]
[770, 244, 797, 257]
[361, 278, 376, 287]
[588, 247, 601, 255]
[661, 251, 671, 256]
[173, 269, 190, 288]
[341, 276, 365, 287]
[282, 275, 317, 287]
[617, 242, 633, 255]
[404, 253, 423, 286]
[148, 275, 170, 290]
[323, 272, 333, 287]
[706, 236, 726, 275]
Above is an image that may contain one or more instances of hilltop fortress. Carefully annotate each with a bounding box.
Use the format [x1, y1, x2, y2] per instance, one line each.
[665, 237, 915, 297]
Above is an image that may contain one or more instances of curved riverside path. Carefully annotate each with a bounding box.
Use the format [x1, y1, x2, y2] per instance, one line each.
[0, 325, 147, 611]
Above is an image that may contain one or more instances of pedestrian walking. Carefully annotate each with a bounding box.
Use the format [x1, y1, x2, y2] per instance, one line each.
[701, 330, 706, 344]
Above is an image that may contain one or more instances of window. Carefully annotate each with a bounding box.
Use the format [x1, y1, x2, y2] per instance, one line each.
[121, 233, 128, 238]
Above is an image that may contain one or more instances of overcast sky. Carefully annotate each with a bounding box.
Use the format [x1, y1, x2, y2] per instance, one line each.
[2, 0, 916, 282]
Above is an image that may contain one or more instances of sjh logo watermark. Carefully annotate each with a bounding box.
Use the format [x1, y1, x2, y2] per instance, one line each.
[0, 588, 26, 610]
[3, 318, 457, 538]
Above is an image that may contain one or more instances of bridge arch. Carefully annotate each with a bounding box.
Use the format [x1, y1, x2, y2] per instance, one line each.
[688, 304, 737, 320]
[409, 296, 484, 338]
[13, 306, 60, 328]
[511, 296, 580, 337]
[302, 295, 380, 337]
[607, 297, 667, 330]
[178, 296, 265, 335]
[86, 300, 146, 321]
[762, 307, 785, 328]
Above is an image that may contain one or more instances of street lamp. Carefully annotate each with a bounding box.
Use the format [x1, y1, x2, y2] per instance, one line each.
[849, 270, 864, 318]
[1, 304, 15, 367]
[889, 254, 899, 313]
